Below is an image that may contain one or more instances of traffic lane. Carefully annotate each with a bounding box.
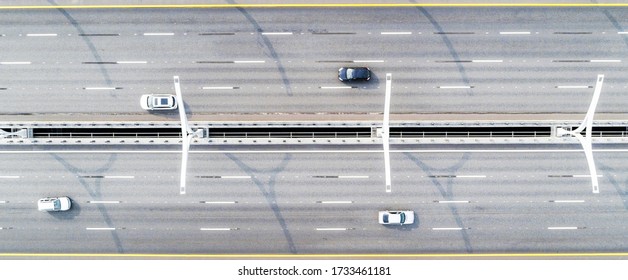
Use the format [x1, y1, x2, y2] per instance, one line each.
[3, 64, 626, 115]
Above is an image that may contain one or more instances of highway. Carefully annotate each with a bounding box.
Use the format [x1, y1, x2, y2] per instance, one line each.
[0, 7, 628, 116]
[1, 148, 628, 254]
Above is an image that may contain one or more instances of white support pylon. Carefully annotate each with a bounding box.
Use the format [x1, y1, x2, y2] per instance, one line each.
[174, 76, 202, 195]
[383, 73, 392, 192]
[557, 74, 603, 193]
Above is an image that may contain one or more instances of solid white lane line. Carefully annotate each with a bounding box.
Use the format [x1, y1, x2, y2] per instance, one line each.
[321, 86, 353, 89]
[318, 201, 353, 204]
[87, 201, 121, 204]
[432, 227, 467, 231]
[143, 33, 175, 36]
[0, 201, 7, 203]
[0, 176, 19, 179]
[261, 32, 293, 35]
[456, 175, 486, 178]
[5, 149, 628, 155]
[338, 175, 369, 179]
[353, 60, 385, 63]
[116, 61, 147, 64]
[221, 176, 252, 179]
[84, 87, 118, 90]
[202, 86, 237, 90]
[86, 227, 116, 231]
[26, 33, 57, 37]
[203, 201, 237, 204]
[556, 86, 590, 89]
[381, 32, 412, 35]
[438, 86, 472, 89]
[438, 201, 470, 204]
[619, 32, 628, 34]
[472, 60, 503, 63]
[200, 228, 233, 231]
[316, 228, 350, 231]
[103, 176, 134, 179]
[553, 200, 585, 203]
[573, 175, 603, 178]
[0, 62, 31, 65]
[590, 60, 621, 63]
[499, 31, 531, 35]
[548, 227, 578, 230]
[234, 60, 265, 64]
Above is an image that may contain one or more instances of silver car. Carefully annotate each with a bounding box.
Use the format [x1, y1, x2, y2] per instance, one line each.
[38, 197, 72, 212]
[378, 210, 414, 225]
[140, 94, 178, 110]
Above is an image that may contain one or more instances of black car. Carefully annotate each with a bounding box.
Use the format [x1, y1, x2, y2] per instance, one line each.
[338, 67, 371, 81]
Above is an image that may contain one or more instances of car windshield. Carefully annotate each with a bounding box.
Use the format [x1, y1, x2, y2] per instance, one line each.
[53, 199, 60, 210]
[399, 213, 405, 223]
[383, 214, 389, 223]
[346, 69, 354, 79]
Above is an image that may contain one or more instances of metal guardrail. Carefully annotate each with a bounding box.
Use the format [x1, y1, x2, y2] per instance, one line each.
[32, 132, 183, 138]
[208, 131, 372, 138]
[390, 130, 549, 138]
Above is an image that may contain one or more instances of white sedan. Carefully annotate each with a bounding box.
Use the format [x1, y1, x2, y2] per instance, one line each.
[378, 210, 414, 225]
[140, 94, 178, 110]
[38, 197, 72, 212]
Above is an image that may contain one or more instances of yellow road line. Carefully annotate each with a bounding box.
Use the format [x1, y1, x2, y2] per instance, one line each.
[1, 252, 628, 258]
[0, 3, 628, 9]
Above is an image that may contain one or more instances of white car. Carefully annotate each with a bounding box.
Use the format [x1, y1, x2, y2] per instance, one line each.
[140, 94, 177, 110]
[378, 210, 414, 225]
[38, 197, 72, 212]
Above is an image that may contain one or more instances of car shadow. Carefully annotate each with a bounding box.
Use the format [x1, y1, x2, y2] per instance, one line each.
[47, 198, 80, 220]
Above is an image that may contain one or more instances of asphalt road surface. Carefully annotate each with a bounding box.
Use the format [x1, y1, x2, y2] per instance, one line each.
[1, 148, 627, 254]
[0, 7, 627, 115]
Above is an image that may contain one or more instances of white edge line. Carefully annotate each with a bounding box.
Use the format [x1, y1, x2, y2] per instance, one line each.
[103, 176, 134, 179]
[319, 201, 353, 204]
[499, 31, 531, 35]
[221, 176, 252, 179]
[472, 60, 503, 63]
[456, 175, 486, 178]
[438, 201, 470, 204]
[116, 61, 148, 64]
[0, 62, 32, 65]
[0, 201, 7, 203]
[338, 175, 369, 179]
[233, 61, 265, 64]
[619, 32, 628, 35]
[316, 228, 349, 231]
[86, 228, 116, 231]
[204, 201, 237, 204]
[548, 227, 578, 230]
[3, 149, 628, 154]
[553, 200, 585, 203]
[88, 201, 121, 204]
[200, 228, 232, 231]
[0, 176, 20, 179]
[143, 33, 175, 36]
[432, 228, 465, 231]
